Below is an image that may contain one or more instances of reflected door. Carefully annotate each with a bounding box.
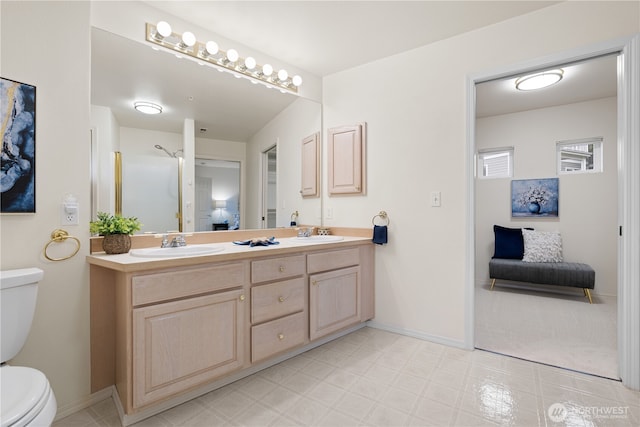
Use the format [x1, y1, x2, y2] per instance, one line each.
[262, 146, 277, 228]
[195, 176, 213, 232]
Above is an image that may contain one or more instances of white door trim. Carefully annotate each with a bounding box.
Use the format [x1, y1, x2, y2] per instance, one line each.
[465, 34, 640, 390]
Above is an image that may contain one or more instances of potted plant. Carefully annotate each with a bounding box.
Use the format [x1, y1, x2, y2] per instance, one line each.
[90, 212, 142, 254]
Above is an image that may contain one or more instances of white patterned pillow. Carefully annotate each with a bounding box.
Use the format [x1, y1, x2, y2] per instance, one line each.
[522, 229, 563, 263]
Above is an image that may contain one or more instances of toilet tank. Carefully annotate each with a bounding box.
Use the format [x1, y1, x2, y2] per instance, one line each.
[0, 268, 43, 363]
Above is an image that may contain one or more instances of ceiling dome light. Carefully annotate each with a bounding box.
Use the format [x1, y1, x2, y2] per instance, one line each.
[515, 69, 564, 91]
[180, 31, 196, 48]
[292, 75, 303, 87]
[134, 101, 163, 115]
[155, 21, 172, 39]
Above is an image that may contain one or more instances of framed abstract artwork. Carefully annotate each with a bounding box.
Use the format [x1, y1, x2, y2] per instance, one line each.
[1, 77, 36, 213]
[511, 178, 559, 217]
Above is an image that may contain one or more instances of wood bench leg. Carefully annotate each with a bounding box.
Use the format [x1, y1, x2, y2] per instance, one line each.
[584, 288, 593, 304]
[490, 278, 496, 290]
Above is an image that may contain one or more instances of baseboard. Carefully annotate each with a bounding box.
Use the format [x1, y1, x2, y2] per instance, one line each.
[366, 321, 468, 350]
[54, 386, 114, 421]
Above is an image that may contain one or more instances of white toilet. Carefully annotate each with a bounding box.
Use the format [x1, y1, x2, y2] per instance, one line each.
[0, 268, 57, 427]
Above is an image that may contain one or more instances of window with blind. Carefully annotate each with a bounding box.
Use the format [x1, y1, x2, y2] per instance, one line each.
[557, 137, 603, 173]
[477, 147, 513, 179]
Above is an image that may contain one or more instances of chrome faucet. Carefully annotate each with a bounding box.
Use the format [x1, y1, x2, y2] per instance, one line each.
[161, 234, 187, 248]
[297, 227, 315, 237]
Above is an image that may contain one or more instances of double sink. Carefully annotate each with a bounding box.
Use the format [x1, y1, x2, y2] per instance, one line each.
[130, 235, 345, 259]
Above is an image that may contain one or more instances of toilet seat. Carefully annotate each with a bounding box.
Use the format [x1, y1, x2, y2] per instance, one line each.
[0, 366, 53, 427]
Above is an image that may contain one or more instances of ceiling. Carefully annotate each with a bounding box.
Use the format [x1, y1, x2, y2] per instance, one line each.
[91, 1, 617, 138]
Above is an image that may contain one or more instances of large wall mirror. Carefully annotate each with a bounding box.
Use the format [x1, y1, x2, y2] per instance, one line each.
[90, 28, 321, 234]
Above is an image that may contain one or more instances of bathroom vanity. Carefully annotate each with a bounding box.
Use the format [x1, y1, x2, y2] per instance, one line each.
[87, 231, 374, 425]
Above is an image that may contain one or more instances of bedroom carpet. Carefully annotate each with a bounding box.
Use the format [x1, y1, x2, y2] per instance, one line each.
[475, 282, 618, 380]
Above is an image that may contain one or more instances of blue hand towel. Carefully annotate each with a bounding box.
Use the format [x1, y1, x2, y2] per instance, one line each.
[372, 225, 388, 245]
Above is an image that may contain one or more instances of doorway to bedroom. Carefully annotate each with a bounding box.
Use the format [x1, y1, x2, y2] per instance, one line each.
[473, 54, 619, 380]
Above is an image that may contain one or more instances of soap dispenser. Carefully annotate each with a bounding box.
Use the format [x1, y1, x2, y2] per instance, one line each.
[290, 211, 299, 227]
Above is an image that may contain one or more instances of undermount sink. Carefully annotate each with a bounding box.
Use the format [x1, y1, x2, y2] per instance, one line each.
[130, 245, 225, 258]
[290, 235, 344, 243]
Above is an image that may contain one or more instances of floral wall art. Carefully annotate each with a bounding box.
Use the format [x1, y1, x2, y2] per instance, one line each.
[1, 77, 36, 213]
[511, 178, 559, 217]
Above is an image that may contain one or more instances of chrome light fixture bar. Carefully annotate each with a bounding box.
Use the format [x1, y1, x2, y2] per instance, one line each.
[146, 22, 302, 93]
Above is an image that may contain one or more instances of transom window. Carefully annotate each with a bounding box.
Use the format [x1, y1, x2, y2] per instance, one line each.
[557, 137, 603, 173]
[477, 147, 513, 179]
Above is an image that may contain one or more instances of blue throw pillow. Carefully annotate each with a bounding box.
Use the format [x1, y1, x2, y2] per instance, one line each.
[493, 225, 528, 259]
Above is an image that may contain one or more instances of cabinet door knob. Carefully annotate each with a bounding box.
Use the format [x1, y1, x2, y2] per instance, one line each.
[239, 294, 245, 301]
[312, 280, 317, 286]
[278, 333, 285, 340]
[278, 296, 285, 303]
[279, 266, 285, 272]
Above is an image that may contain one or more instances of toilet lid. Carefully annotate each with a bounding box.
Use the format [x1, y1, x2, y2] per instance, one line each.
[0, 366, 50, 427]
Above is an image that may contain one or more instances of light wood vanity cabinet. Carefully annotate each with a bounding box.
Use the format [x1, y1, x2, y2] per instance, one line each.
[89, 240, 374, 422]
[129, 263, 247, 409]
[308, 248, 362, 340]
[132, 288, 245, 408]
[250, 255, 307, 363]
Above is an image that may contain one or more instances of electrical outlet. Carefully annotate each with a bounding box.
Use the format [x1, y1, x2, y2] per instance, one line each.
[61, 203, 79, 225]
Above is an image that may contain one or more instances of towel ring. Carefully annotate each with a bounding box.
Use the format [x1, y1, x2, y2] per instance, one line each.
[372, 211, 390, 226]
[44, 229, 80, 261]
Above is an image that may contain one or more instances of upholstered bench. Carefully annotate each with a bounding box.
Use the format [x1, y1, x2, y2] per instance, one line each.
[489, 258, 596, 303]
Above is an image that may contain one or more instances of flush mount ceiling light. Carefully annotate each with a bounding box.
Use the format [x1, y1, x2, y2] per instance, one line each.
[515, 69, 564, 91]
[134, 101, 163, 115]
[146, 22, 302, 93]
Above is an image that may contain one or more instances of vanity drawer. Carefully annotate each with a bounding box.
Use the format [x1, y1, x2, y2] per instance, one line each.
[251, 255, 305, 284]
[307, 247, 360, 274]
[251, 278, 305, 324]
[132, 263, 245, 306]
[251, 312, 306, 363]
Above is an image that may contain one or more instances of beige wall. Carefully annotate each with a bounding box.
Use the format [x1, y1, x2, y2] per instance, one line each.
[1, 0, 637, 414]
[323, 1, 638, 344]
[0, 0, 91, 410]
[476, 97, 618, 296]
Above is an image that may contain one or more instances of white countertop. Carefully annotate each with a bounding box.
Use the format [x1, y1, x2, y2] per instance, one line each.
[87, 235, 372, 273]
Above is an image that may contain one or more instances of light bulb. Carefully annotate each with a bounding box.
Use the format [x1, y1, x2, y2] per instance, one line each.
[277, 69, 288, 82]
[156, 21, 172, 38]
[181, 31, 196, 47]
[244, 57, 256, 70]
[226, 49, 239, 63]
[205, 41, 218, 56]
[262, 64, 273, 77]
[292, 75, 303, 87]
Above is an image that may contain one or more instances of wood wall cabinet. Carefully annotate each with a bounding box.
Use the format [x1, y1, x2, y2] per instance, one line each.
[327, 123, 366, 195]
[301, 132, 320, 198]
[89, 241, 374, 423]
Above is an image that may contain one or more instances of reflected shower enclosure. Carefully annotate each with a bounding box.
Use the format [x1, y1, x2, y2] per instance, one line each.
[121, 130, 183, 233]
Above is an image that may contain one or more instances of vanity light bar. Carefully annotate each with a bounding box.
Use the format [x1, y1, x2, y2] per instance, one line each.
[145, 22, 302, 94]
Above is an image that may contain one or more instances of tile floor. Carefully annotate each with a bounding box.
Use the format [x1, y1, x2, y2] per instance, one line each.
[54, 327, 639, 427]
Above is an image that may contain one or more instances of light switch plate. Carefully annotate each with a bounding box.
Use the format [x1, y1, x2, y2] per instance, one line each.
[431, 191, 441, 207]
